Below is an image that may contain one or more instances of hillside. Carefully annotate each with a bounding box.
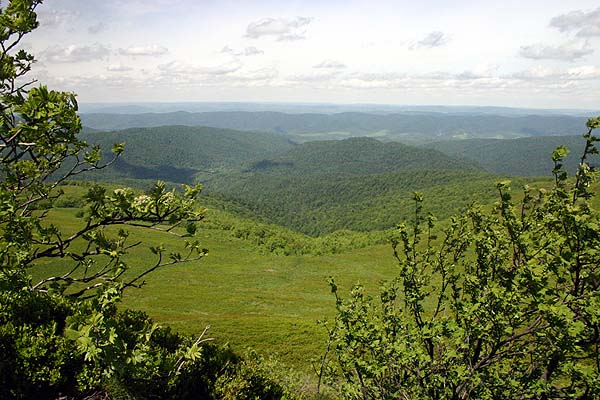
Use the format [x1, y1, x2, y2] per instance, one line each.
[70, 131, 548, 236]
[80, 111, 587, 142]
[73, 128, 557, 236]
[428, 135, 597, 176]
[245, 137, 478, 175]
[79, 125, 295, 182]
[206, 170, 518, 236]
[202, 137, 529, 235]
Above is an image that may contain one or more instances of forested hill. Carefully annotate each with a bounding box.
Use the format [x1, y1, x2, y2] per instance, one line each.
[205, 171, 515, 236]
[428, 135, 599, 176]
[80, 111, 586, 141]
[202, 137, 505, 235]
[76, 126, 502, 235]
[79, 125, 295, 182]
[245, 137, 478, 175]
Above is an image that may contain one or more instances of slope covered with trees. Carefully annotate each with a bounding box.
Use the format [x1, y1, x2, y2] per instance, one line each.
[203, 137, 533, 235]
[429, 135, 600, 176]
[206, 170, 517, 235]
[244, 137, 478, 175]
[78, 125, 295, 182]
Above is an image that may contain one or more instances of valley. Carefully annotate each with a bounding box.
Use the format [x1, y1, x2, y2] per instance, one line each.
[49, 107, 595, 377]
[4, 1, 600, 397]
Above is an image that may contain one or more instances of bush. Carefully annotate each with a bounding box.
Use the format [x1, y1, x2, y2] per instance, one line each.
[323, 120, 600, 399]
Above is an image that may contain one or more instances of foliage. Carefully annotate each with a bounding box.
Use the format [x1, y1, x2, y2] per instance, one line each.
[207, 169, 531, 236]
[0, 1, 299, 398]
[0, 287, 300, 399]
[429, 135, 600, 177]
[324, 119, 600, 399]
[214, 350, 308, 400]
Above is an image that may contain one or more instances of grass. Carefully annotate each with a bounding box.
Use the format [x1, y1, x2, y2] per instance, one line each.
[34, 205, 398, 377]
[33, 177, 586, 380]
[122, 233, 398, 371]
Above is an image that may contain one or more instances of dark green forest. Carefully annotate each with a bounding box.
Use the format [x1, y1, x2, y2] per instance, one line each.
[428, 135, 600, 176]
[78, 128, 561, 235]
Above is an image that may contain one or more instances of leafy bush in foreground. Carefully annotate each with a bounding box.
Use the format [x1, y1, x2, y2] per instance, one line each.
[324, 119, 600, 399]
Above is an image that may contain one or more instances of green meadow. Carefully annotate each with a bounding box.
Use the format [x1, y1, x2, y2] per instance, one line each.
[35, 174, 570, 376]
[34, 202, 398, 376]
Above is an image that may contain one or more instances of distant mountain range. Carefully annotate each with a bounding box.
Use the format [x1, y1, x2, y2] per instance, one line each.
[79, 102, 599, 117]
[80, 111, 589, 142]
[428, 135, 597, 176]
[79, 124, 594, 184]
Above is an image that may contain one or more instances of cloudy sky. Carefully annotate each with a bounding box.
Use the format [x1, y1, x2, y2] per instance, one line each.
[21, 0, 600, 108]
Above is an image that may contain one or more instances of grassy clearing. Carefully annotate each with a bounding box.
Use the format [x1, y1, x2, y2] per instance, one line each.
[35, 206, 398, 376]
[122, 234, 398, 371]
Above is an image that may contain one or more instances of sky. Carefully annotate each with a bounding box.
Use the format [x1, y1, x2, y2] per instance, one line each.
[19, 0, 600, 109]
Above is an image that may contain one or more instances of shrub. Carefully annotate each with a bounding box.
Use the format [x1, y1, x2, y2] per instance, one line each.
[323, 120, 600, 399]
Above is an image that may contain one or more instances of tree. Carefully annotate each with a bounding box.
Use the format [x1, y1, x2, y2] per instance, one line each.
[0, 0, 210, 395]
[323, 119, 600, 399]
[0, 2, 303, 398]
[0, 1, 207, 297]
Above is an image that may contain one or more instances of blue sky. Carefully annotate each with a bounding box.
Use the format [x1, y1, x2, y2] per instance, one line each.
[21, 0, 600, 108]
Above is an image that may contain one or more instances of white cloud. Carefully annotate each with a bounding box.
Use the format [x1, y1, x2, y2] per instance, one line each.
[411, 31, 450, 49]
[245, 17, 312, 41]
[40, 43, 111, 63]
[313, 60, 347, 69]
[453, 71, 487, 80]
[107, 64, 133, 72]
[285, 70, 340, 84]
[511, 65, 600, 82]
[48, 74, 143, 90]
[566, 65, 600, 79]
[221, 46, 264, 56]
[105, 0, 186, 16]
[511, 66, 558, 80]
[226, 68, 279, 86]
[88, 22, 107, 34]
[118, 45, 168, 56]
[158, 60, 242, 77]
[550, 7, 600, 37]
[37, 9, 78, 29]
[519, 40, 593, 61]
[151, 61, 275, 88]
[452, 64, 498, 80]
[339, 72, 407, 89]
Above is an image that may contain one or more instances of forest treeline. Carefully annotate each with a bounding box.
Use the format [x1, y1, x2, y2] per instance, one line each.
[77, 127, 560, 235]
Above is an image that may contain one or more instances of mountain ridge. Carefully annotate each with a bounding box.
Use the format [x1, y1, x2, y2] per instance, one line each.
[80, 111, 587, 141]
